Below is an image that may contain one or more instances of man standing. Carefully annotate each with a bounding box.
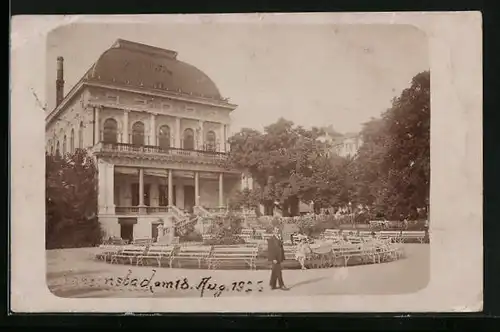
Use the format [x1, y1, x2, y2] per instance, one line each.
[267, 227, 290, 291]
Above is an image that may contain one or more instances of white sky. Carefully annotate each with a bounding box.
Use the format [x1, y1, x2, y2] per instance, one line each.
[46, 23, 428, 135]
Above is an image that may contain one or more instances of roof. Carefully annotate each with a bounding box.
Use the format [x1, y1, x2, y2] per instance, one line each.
[84, 39, 223, 100]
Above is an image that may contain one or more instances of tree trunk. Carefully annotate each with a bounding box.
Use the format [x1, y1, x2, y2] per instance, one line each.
[282, 199, 290, 217]
[289, 195, 299, 216]
[264, 201, 274, 216]
[313, 201, 321, 214]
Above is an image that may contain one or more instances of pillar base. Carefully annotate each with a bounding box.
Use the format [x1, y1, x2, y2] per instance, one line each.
[138, 205, 147, 214]
[99, 216, 120, 240]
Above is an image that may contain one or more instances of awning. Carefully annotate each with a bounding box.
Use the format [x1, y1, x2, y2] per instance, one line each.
[172, 170, 195, 178]
[118, 217, 137, 225]
[144, 169, 168, 177]
[115, 167, 139, 175]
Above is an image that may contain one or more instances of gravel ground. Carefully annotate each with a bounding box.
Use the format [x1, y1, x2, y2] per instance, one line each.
[46, 244, 430, 298]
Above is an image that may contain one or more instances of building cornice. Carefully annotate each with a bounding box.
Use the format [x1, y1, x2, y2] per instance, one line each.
[45, 80, 85, 127]
[95, 152, 241, 175]
[88, 101, 231, 125]
[86, 81, 237, 111]
[45, 79, 238, 128]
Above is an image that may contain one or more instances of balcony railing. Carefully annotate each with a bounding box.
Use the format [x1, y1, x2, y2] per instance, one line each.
[206, 207, 229, 215]
[98, 142, 228, 161]
[115, 206, 170, 215]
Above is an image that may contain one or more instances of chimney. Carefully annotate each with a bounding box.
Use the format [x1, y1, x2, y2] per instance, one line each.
[56, 56, 65, 107]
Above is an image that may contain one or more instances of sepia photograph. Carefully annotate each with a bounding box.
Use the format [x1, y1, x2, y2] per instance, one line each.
[11, 12, 482, 312]
[43, 21, 431, 299]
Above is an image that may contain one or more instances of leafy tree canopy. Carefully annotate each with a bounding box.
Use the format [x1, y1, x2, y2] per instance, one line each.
[351, 70, 430, 219]
[46, 149, 103, 249]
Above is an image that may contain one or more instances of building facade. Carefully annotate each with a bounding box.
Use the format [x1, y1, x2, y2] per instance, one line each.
[321, 132, 363, 158]
[45, 39, 249, 242]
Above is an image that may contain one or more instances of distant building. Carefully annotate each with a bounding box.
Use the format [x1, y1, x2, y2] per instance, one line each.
[320, 132, 363, 158]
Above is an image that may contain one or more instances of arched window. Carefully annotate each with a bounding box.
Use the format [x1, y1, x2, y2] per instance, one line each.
[183, 128, 194, 150]
[206, 131, 216, 152]
[56, 141, 60, 156]
[62, 135, 67, 155]
[158, 125, 171, 150]
[78, 121, 84, 148]
[103, 118, 118, 143]
[70, 128, 75, 153]
[132, 121, 145, 146]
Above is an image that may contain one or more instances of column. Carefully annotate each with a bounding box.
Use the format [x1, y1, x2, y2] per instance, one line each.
[151, 183, 159, 207]
[94, 106, 101, 144]
[218, 172, 224, 207]
[198, 120, 204, 150]
[107, 163, 115, 213]
[139, 168, 144, 206]
[240, 173, 246, 190]
[175, 117, 181, 148]
[224, 124, 230, 152]
[122, 111, 129, 143]
[97, 160, 107, 213]
[168, 169, 174, 206]
[219, 123, 225, 152]
[195, 171, 200, 206]
[150, 113, 156, 146]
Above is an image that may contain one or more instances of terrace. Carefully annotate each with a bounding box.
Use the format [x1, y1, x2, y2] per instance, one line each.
[95, 142, 227, 161]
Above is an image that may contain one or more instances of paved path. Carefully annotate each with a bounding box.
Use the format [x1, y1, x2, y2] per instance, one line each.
[46, 244, 429, 298]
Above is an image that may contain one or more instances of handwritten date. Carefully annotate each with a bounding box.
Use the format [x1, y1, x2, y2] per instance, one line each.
[63, 270, 264, 297]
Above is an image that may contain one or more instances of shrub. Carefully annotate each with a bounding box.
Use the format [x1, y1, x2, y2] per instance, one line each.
[179, 230, 203, 243]
[207, 212, 245, 245]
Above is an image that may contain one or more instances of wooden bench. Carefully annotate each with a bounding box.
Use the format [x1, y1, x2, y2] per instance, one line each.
[202, 234, 214, 242]
[138, 245, 176, 267]
[283, 245, 297, 261]
[334, 244, 367, 267]
[262, 233, 273, 241]
[345, 236, 364, 244]
[96, 244, 123, 262]
[321, 229, 341, 241]
[378, 231, 403, 243]
[110, 245, 148, 265]
[170, 245, 213, 269]
[401, 231, 426, 243]
[358, 231, 374, 239]
[208, 245, 259, 270]
[103, 237, 129, 245]
[239, 234, 252, 242]
[132, 238, 154, 246]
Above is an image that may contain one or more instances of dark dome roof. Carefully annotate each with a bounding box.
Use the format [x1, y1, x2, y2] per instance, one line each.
[85, 39, 222, 100]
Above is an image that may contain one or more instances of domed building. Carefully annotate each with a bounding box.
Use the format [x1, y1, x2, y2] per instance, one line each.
[45, 39, 249, 242]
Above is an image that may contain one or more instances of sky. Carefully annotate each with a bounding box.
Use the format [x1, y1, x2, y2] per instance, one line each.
[46, 22, 428, 135]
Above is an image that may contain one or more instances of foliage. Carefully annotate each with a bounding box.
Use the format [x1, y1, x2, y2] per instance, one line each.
[225, 118, 352, 215]
[227, 188, 261, 211]
[46, 149, 103, 249]
[179, 230, 203, 243]
[225, 70, 429, 221]
[206, 212, 245, 245]
[350, 71, 430, 220]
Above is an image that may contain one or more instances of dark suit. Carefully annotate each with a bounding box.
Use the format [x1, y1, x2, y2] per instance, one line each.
[267, 235, 286, 288]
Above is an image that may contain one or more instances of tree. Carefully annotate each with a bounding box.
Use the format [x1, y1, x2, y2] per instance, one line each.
[351, 70, 430, 219]
[46, 149, 103, 249]
[227, 188, 261, 211]
[224, 118, 337, 216]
